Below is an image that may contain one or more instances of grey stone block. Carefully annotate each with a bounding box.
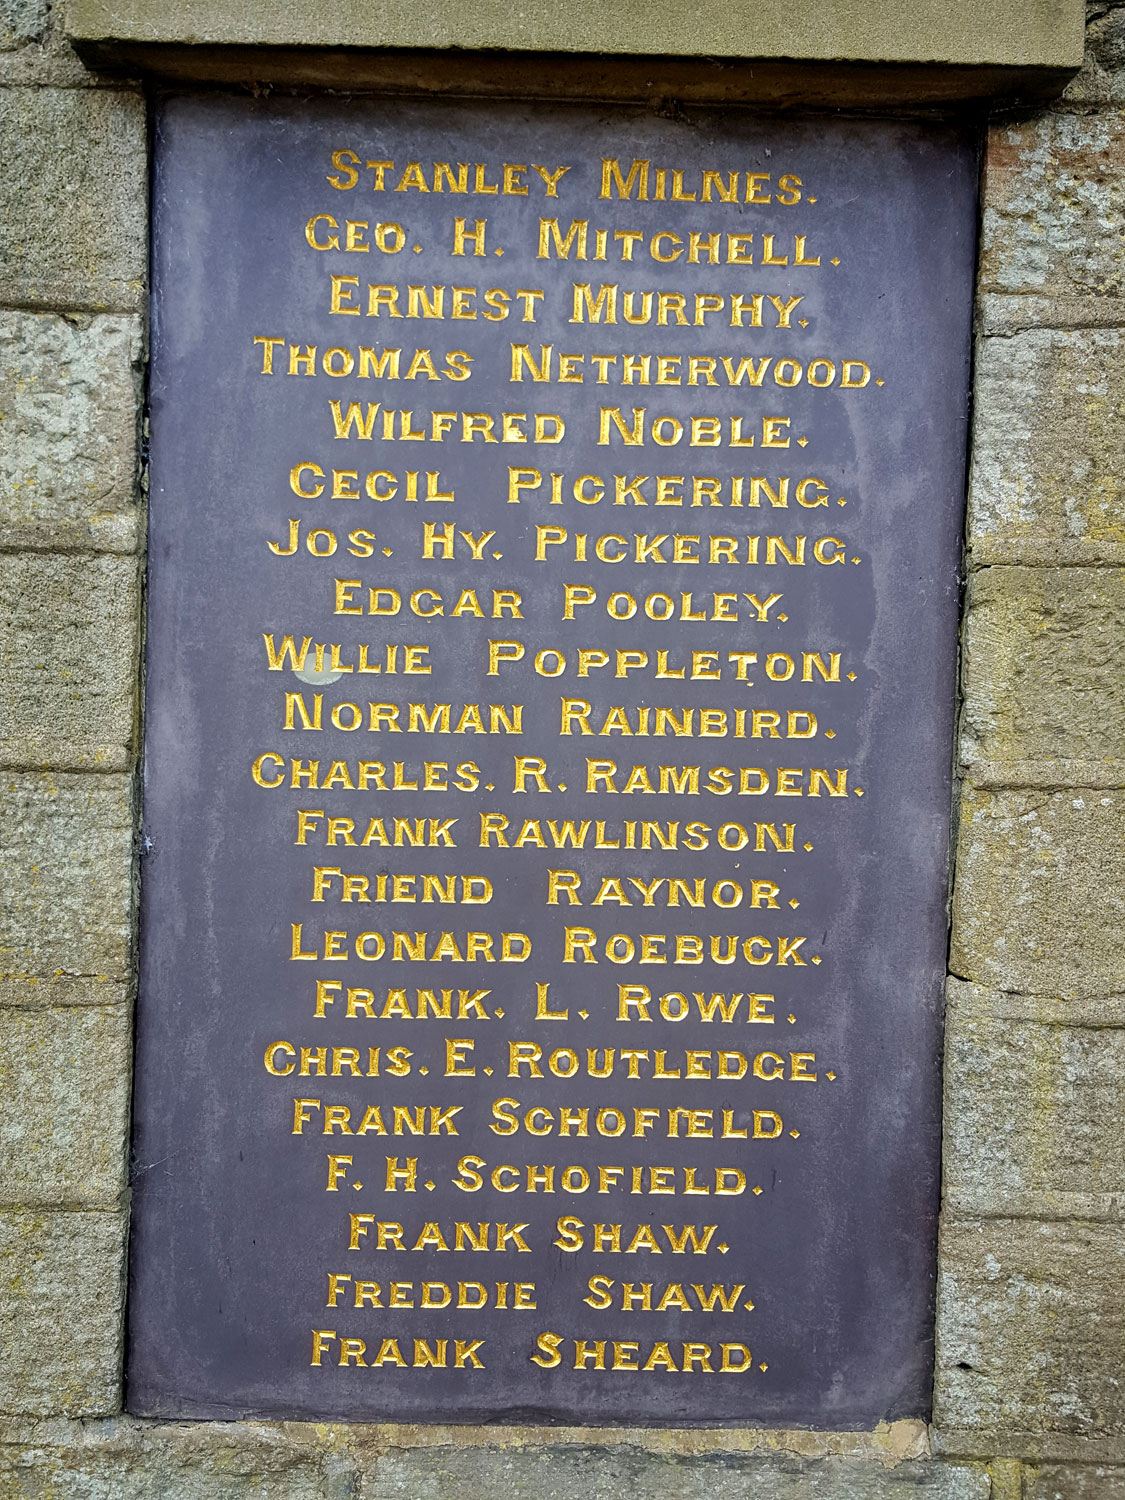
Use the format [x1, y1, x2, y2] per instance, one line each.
[929, 1430, 1125, 1465]
[358, 1445, 988, 1500]
[61, 0, 1086, 69]
[0, 772, 133, 981]
[0, 974, 128, 1009]
[1063, 5, 1125, 103]
[0, 25, 101, 86]
[980, 112, 1125, 302]
[1025, 1464, 1125, 1499]
[0, 87, 146, 311]
[0, 1422, 326, 1498]
[943, 990, 1125, 1217]
[945, 977, 1125, 1042]
[960, 567, 1125, 769]
[968, 539, 1125, 568]
[0, 1005, 129, 1208]
[0, 1210, 124, 1416]
[950, 787, 1125, 997]
[968, 329, 1125, 546]
[964, 759, 1125, 792]
[0, 553, 138, 770]
[935, 1218, 1125, 1437]
[0, 311, 141, 551]
[978, 291, 1125, 336]
[0, 0, 46, 48]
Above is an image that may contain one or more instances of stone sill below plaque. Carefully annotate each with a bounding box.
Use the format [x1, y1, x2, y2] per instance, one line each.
[0, 1414, 933, 1462]
[65, 0, 1084, 105]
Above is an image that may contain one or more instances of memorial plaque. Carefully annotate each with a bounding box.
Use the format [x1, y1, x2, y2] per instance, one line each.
[130, 96, 976, 1425]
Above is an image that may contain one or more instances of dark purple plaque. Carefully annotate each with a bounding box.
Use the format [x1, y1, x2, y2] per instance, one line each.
[130, 95, 976, 1425]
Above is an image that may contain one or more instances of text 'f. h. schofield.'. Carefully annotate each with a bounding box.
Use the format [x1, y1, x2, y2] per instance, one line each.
[131, 99, 976, 1425]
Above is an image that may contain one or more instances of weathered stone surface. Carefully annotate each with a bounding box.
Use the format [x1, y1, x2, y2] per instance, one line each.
[965, 759, 1125, 792]
[0, 0, 46, 48]
[950, 787, 1125, 996]
[969, 538, 1125, 568]
[0, 1006, 129, 1207]
[0, 1210, 124, 1416]
[935, 1430, 1125, 1464]
[61, 0, 1086, 68]
[978, 292, 1125, 336]
[357, 1422, 935, 1464]
[0, 553, 138, 770]
[935, 1218, 1125, 1436]
[968, 329, 1125, 545]
[986, 1458, 1022, 1500]
[943, 990, 1125, 1216]
[0, 311, 141, 551]
[960, 567, 1125, 769]
[0, 1418, 935, 1460]
[0, 1422, 326, 1498]
[946, 977, 1125, 1042]
[357, 1446, 988, 1500]
[0, 1426, 991, 1500]
[0, 87, 146, 310]
[0, 24, 101, 85]
[1025, 1464, 1125, 1499]
[1063, 3, 1125, 104]
[0, 773, 133, 981]
[980, 112, 1125, 302]
[0, 974, 127, 1009]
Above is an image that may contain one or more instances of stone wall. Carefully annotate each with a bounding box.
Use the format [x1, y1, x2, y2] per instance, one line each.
[934, 8, 1125, 1491]
[0, 1, 1121, 1494]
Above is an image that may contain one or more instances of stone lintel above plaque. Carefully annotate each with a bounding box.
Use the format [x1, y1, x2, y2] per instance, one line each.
[66, 0, 1084, 106]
